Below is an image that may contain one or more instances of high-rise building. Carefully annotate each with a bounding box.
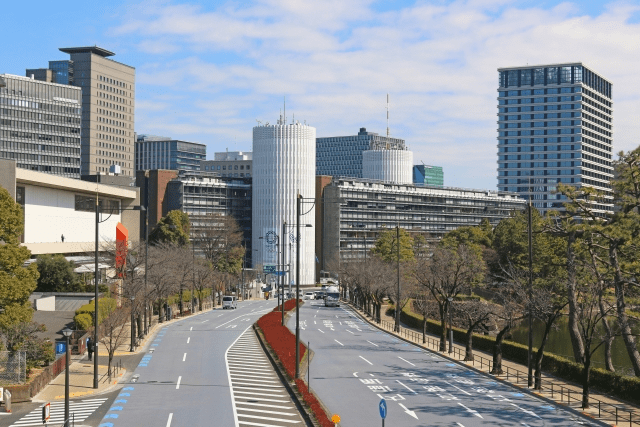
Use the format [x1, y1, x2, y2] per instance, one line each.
[200, 151, 252, 177]
[316, 127, 405, 178]
[497, 63, 613, 215]
[135, 134, 205, 172]
[253, 118, 316, 286]
[413, 165, 444, 187]
[0, 74, 81, 178]
[29, 47, 136, 177]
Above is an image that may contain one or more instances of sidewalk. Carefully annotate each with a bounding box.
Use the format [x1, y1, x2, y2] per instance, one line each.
[33, 304, 216, 403]
[349, 302, 640, 427]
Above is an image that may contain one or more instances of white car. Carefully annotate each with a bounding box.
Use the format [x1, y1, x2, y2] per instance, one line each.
[303, 292, 315, 300]
[222, 296, 237, 309]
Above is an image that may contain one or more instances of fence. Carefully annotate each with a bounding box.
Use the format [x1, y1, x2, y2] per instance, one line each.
[375, 317, 639, 427]
[0, 351, 26, 385]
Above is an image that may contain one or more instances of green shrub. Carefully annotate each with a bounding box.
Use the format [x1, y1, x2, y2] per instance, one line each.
[74, 313, 92, 331]
[74, 297, 117, 327]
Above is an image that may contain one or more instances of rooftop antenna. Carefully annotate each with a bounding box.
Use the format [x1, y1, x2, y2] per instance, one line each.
[386, 93, 390, 138]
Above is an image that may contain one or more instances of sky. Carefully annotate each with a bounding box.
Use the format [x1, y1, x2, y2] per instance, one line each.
[3, 0, 640, 190]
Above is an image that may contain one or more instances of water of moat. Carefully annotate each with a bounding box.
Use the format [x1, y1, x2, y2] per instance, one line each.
[509, 317, 640, 375]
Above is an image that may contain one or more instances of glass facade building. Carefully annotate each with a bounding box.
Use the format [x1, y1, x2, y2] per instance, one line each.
[0, 74, 81, 178]
[413, 165, 444, 187]
[497, 63, 613, 216]
[48, 61, 74, 85]
[135, 134, 206, 172]
[316, 127, 406, 178]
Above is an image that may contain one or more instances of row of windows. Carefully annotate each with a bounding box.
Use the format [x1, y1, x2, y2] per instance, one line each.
[500, 161, 580, 168]
[499, 152, 578, 160]
[0, 119, 80, 134]
[75, 195, 120, 214]
[15, 163, 79, 176]
[0, 150, 79, 164]
[1, 108, 80, 124]
[499, 112, 579, 120]
[499, 128, 580, 137]
[499, 120, 579, 128]
[98, 75, 131, 90]
[498, 87, 579, 96]
[499, 177, 578, 184]
[0, 140, 80, 156]
[0, 130, 79, 145]
[0, 78, 81, 104]
[500, 169, 579, 176]
[0, 96, 80, 114]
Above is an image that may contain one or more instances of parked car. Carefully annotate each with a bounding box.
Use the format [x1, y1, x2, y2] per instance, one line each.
[222, 296, 237, 309]
[303, 292, 315, 300]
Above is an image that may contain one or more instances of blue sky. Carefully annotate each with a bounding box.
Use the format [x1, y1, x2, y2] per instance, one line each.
[3, 0, 640, 189]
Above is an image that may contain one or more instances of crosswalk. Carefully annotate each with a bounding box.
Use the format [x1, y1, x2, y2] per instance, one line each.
[227, 329, 304, 427]
[10, 397, 108, 427]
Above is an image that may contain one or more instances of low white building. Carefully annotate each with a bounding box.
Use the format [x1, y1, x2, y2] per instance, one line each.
[0, 159, 140, 257]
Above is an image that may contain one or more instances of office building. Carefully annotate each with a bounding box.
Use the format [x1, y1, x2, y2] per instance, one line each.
[253, 118, 316, 286]
[497, 63, 613, 215]
[318, 177, 525, 272]
[27, 60, 74, 85]
[0, 74, 81, 178]
[29, 47, 136, 177]
[414, 165, 444, 187]
[0, 158, 140, 256]
[200, 151, 252, 177]
[316, 128, 406, 178]
[362, 146, 413, 184]
[135, 134, 205, 172]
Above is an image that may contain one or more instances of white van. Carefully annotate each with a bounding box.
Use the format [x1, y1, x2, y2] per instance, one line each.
[324, 286, 340, 307]
[222, 296, 237, 309]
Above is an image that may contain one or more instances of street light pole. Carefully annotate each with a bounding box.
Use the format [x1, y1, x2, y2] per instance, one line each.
[144, 177, 149, 336]
[395, 225, 400, 333]
[448, 297, 454, 353]
[281, 221, 286, 326]
[192, 238, 196, 313]
[62, 327, 72, 427]
[93, 179, 100, 389]
[296, 194, 301, 378]
[527, 200, 534, 387]
[130, 295, 136, 352]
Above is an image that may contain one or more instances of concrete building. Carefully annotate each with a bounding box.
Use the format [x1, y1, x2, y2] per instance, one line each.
[318, 177, 525, 273]
[414, 165, 444, 187]
[136, 169, 179, 237]
[0, 159, 140, 257]
[200, 151, 252, 177]
[316, 128, 406, 179]
[0, 74, 81, 179]
[29, 47, 136, 177]
[253, 118, 316, 286]
[362, 148, 413, 184]
[135, 134, 206, 172]
[497, 63, 613, 216]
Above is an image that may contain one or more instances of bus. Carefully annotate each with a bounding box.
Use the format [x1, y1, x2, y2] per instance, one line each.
[324, 286, 340, 307]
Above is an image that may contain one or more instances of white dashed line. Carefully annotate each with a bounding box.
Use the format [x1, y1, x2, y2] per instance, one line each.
[359, 356, 373, 365]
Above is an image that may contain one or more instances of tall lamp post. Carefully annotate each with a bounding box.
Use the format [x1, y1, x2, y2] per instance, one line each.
[395, 225, 401, 333]
[92, 186, 144, 388]
[447, 297, 454, 353]
[129, 295, 136, 352]
[527, 199, 534, 387]
[295, 194, 314, 379]
[62, 327, 72, 427]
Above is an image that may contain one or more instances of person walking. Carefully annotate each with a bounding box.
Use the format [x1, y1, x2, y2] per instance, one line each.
[87, 337, 94, 361]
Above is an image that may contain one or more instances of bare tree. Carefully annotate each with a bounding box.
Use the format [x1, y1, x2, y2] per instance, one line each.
[414, 245, 485, 351]
[193, 259, 214, 311]
[147, 244, 179, 322]
[412, 290, 439, 344]
[96, 298, 129, 380]
[452, 300, 494, 362]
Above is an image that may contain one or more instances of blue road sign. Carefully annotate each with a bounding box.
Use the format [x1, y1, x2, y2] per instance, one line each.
[274, 271, 285, 276]
[379, 399, 387, 419]
[264, 265, 276, 273]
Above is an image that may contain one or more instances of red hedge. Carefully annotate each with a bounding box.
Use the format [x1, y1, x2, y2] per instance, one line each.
[257, 299, 334, 427]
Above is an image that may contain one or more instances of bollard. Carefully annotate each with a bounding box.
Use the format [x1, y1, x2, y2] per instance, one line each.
[3, 389, 11, 413]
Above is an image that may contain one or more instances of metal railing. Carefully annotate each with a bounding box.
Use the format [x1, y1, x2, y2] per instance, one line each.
[100, 359, 123, 384]
[368, 312, 639, 426]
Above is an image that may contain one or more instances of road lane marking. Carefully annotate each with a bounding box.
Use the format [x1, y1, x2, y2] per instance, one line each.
[366, 340, 379, 347]
[176, 376, 182, 389]
[318, 329, 324, 333]
[166, 413, 173, 427]
[359, 356, 373, 365]
[334, 339, 344, 346]
[458, 403, 483, 418]
[346, 330, 354, 334]
[444, 380, 472, 395]
[399, 403, 418, 419]
[396, 380, 417, 394]
[202, 319, 209, 323]
[182, 353, 187, 362]
[190, 326, 193, 331]
[187, 337, 190, 344]
[398, 356, 415, 366]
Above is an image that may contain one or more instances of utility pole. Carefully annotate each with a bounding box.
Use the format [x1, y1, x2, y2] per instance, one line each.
[527, 199, 534, 387]
[281, 222, 286, 325]
[395, 225, 400, 333]
[295, 194, 301, 378]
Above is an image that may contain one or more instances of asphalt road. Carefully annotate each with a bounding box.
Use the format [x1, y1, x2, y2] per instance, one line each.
[95, 299, 282, 427]
[289, 300, 605, 427]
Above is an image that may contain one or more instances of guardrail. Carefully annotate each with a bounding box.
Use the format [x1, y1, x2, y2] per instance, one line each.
[370, 313, 639, 426]
[100, 359, 122, 384]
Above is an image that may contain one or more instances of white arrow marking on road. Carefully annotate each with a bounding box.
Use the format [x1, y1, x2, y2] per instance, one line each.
[456, 423, 465, 427]
[398, 356, 415, 366]
[398, 403, 418, 419]
[366, 340, 379, 347]
[359, 356, 373, 365]
[457, 403, 483, 418]
[353, 372, 359, 377]
[444, 380, 472, 395]
[396, 380, 417, 394]
[176, 376, 182, 390]
[335, 339, 344, 346]
[166, 413, 173, 427]
[509, 403, 541, 419]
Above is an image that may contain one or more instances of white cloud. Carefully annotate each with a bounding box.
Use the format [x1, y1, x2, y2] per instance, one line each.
[115, 0, 640, 189]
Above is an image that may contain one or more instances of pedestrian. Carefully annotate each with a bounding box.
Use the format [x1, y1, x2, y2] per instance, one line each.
[87, 337, 93, 361]
[61, 234, 65, 243]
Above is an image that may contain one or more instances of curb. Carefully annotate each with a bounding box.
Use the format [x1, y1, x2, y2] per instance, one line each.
[253, 320, 316, 427]
[344, 302, 611, 427]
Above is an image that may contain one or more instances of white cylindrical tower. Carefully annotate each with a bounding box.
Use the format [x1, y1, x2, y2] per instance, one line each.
[252, 118, 316, 286]
[362, 149, 413, 184]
